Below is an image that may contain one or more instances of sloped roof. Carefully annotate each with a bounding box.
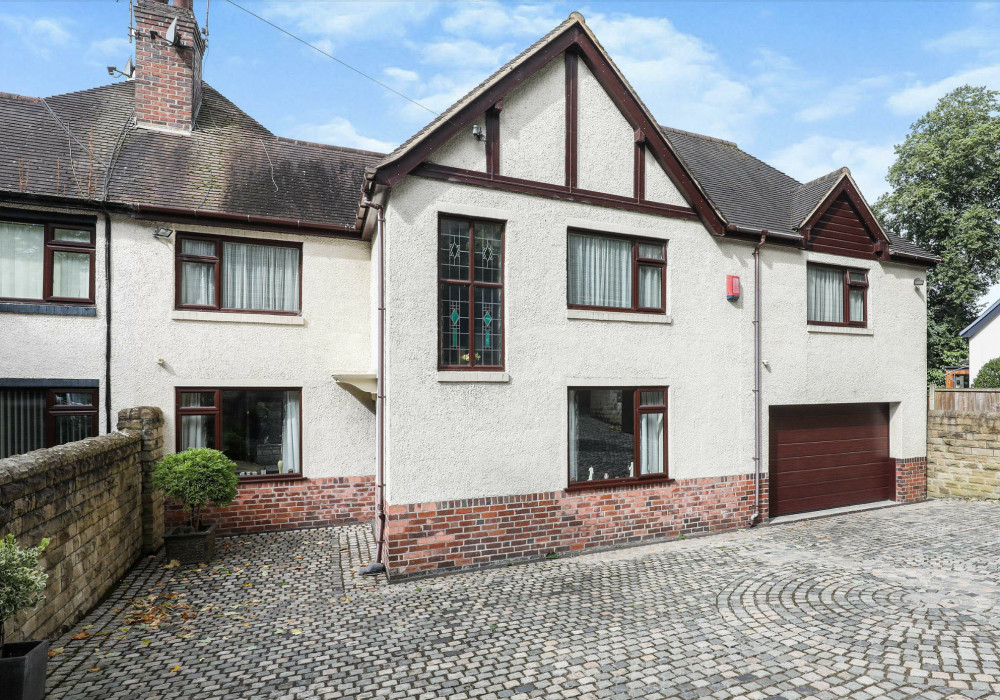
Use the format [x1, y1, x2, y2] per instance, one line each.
[0, 81, 382, 230]
[960, 296, 1000, 339]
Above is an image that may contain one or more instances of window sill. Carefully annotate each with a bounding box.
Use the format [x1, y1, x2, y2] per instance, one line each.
[171, 310, 305, 326]
[237, 474, 306, 483]
[566, 476, 675, 492]
[807, 325, 873, 336]
[567, 309, 671, 324]
[437, 371, 511, 383]
[0, 302, 96, 317]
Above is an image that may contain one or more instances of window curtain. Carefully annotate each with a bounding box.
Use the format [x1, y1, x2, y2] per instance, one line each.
[52, 251, 90, 298]
[0, 389, 45, 459]
[180, 415, 210, 449]
[568, 234, 631, 308]
[181, 262, 215, 305]
[639, 413, 664, 474]
[568, 390, 579, 482]
[0, 222, 44, 299]
[849, 289, 865, 322]
[807, 267, 843, 323]
[638, 266, 662, 308]
[281, 391, 301, 475]
[223, 242, 299, 311]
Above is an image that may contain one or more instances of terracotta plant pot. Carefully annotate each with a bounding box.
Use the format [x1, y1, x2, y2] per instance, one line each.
[162, 523, 217, 564]
[0, 639, 49, 700]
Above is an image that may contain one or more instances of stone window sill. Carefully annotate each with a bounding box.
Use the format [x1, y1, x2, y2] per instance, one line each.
[566, 476, 675, 492]
[437, 371, 511, 383]
[807, 325, 874, 336]
[0, 302, 97, 317]
[567, 309, 672, 324]
[171, 310, 305, 326]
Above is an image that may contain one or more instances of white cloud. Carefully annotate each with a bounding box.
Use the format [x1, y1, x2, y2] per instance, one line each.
[418, 38, 514, 69]
[264, 2, 434, 49]
[796, 76, 893, 123]
[384, 67, 419, 84]
[441, 2, 565, 38]
[768, 136, 896, 200]
[887, 64, 1000, 115]
[924, 26, 998, 53]
[88, 36, 131, 61]
[0, 14, 71, 57]
[290, 117, 396, 153]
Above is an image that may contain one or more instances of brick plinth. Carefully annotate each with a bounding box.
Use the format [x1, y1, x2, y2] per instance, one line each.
[895, 457, 927, 503]
[385, 474, 765, 580]
[165, 475, 375, 535]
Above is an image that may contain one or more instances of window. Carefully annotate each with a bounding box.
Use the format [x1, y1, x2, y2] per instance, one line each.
[176, 388, 302, 478]
[0, 387, 98, 459]
[176, 234, 301, 314]
[567, 230, 666, 313]
[807, 264, 868, 327]
[0, 220, 95, 304]
[438, 216, 504, 369]
[568, 387, 667, 487]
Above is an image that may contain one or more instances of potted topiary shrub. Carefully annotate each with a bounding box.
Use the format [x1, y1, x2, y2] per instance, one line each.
[0, 534, 50, 700]
[155, 448, 238, 564]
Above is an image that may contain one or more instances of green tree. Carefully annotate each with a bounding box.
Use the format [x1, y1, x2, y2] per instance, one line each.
[875, 86, 1000, 384]
[973, 357, 1000, 388]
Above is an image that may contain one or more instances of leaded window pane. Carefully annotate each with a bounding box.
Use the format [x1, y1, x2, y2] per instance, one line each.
[440, 284, 470, 366]
[474, 222, 502, 284]
[439, 218, 470, 281]
[474, 287, 502, 367]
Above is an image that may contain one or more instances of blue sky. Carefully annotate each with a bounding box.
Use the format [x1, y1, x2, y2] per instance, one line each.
[1, 2, 998, 204]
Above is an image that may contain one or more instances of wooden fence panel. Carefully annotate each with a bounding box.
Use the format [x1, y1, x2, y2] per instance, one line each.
[931, 387, 1000, 413]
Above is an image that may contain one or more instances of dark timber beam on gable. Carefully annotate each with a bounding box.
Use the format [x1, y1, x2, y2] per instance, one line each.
[799, 175, 891, 260]
[486, 100, 502, 178]
[565, 50, 579, 189]
[634, 129, 646, 202]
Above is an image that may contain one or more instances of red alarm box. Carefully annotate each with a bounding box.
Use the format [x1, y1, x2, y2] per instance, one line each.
[726, 275, 741, 301]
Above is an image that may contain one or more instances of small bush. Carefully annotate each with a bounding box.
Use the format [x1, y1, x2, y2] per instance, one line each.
[973, 357, 1000, 388]
[0, 534, 48, 651]
[154, 449, 238, 530]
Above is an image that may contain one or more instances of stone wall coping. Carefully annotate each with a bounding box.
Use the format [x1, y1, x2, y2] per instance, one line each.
[0, 431, 141, 493]
[929, 410, 1000, 419]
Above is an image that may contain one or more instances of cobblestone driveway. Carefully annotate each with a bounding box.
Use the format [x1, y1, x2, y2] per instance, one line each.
[47, 500, 1000, 699]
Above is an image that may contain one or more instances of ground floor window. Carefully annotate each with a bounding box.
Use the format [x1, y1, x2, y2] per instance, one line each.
[0, 386, 98, 458]
[176, 388, 301, 478]
[568, 387, 667, 486]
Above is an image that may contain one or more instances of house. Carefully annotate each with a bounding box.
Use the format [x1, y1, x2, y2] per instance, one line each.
[1, 0, 937, 579]
[944, 365, 970, 388]
[960, 297, 1000, 384]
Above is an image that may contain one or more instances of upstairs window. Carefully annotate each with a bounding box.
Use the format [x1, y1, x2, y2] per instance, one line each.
[176, 234, 301, 314]
[0, 221, 95, 304]
[568, 387, 667, 488]
[567, 230, 665, 313]
[0, 387, 98, 459]
[438, 216, 504, 369]
[807, 264, 868, 327]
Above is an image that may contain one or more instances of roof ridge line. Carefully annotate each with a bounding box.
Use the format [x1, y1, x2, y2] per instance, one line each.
[799, 167, 848, 187]
[0, 91, 41, 103]
[659, 125, 737, 147]
[272, 135, 387, 157]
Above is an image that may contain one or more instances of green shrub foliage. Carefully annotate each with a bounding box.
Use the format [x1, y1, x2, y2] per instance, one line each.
[154, 448, 238, 530]
[0, 534, 49, 650]
[973, 357, 1000, 388]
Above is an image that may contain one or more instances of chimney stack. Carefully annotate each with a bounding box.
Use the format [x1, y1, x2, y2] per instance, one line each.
[133, 0, 204, 132]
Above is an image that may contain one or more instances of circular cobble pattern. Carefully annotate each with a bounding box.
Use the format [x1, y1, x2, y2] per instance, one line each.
[46, 500, 1000, 699]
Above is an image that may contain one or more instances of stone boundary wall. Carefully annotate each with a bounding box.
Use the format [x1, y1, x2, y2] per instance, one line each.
[0, 407, 164, 642]
[385, 474, 765, 580]
[928, 410, 1000, 498]
[164, 475, 375, 535]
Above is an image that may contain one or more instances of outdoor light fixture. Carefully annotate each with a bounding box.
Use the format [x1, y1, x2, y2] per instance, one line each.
[471, 124, 486, 142]
[153, 226, 174, 240]
[914, 278, 925, 287]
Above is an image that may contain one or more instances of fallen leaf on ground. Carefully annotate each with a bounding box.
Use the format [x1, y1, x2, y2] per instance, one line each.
[88, 666, 101, 672]
[71, 632, 91, 640]
[170, 665, 180, 673]
[48, 647, 65, 658]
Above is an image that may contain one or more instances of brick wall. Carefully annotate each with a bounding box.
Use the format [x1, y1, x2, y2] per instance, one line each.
[928, 410, 1000, 498]
[134, 0, 204, 131]
[384, 474, 764, 580]
[895, 457, 927, 503]
[0, 407, 164, 642]
[164, 475, 375, 535]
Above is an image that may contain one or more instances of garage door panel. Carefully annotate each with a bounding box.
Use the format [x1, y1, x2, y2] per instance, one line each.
[769, 403, 892, 517]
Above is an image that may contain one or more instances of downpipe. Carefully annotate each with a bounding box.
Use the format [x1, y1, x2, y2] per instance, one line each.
[750, 232, 767, 527]
[360, 200, 387, 576]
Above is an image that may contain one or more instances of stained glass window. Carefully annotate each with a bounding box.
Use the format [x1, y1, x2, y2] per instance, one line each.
[439, 217, 504, 368]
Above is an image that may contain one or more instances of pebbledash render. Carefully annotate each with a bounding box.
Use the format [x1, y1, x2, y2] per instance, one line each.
[0, 1, 937, 579]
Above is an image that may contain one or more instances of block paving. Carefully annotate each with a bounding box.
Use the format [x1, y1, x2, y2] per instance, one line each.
[47, 499, 1000, 699]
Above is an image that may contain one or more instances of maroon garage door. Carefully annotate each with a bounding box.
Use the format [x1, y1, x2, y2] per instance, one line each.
[769, 403, 892, 517]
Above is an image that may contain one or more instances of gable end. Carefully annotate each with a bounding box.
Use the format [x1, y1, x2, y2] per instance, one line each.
[800, 176, 890, 261]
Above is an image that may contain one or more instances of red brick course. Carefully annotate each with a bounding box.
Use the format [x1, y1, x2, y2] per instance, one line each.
[385, 474, 766, 580]
[894, 457, 927, 504]
[164, 475, 375, 535]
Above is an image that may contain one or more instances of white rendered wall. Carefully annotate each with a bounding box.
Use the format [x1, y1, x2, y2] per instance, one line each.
[0, 204, 110, 432]
[968, 320, 1000, 383]
[382, 177, 929, 506]
[499, 55, 565, 185]
[644, 149, 687, 207]
[426, 116, 487, 172]
[108, 215, 375, 478]
[576, 61, 634, 198]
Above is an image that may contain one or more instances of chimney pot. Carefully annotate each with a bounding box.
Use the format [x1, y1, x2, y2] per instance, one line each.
[174, 0, 193, 9]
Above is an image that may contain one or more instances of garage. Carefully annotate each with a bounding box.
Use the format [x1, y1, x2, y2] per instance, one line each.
[769, 403, 893, 517]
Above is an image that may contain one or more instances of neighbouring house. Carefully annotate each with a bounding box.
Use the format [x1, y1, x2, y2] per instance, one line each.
[960, 297, 1000, 384]
[1, 0, 938, 579]
[944, 365, 970, 389]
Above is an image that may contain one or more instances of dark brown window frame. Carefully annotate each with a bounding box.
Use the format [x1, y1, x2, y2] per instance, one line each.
[175, 232, 303, 316]
[566, 385, 670, 492]
[175, 386, 304, 482]
[437, 213, 506, 371]
[566, 228, 667, 314]
[0, 221, 96, 306]
[46, 388, 100, 445]
[806, 263, 869, 328]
